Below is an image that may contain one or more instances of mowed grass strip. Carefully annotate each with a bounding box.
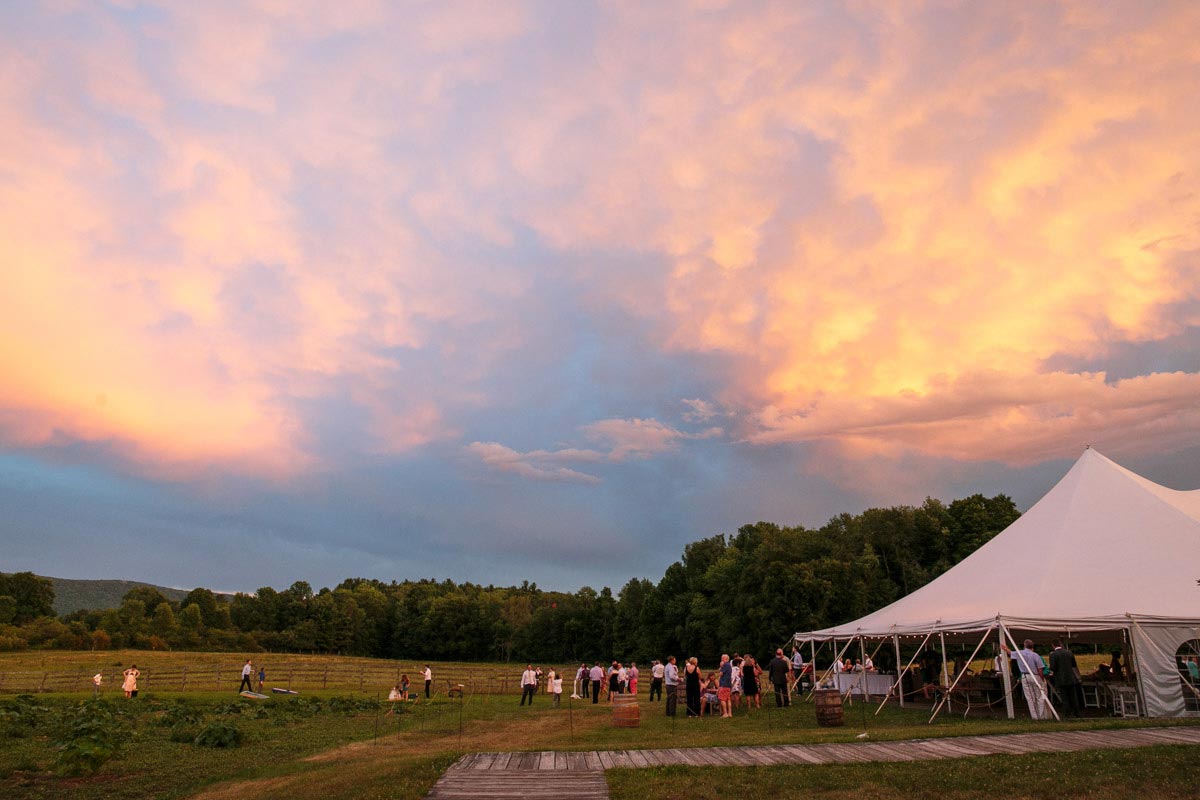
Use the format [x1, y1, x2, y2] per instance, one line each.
[605, 744, 1200, 800]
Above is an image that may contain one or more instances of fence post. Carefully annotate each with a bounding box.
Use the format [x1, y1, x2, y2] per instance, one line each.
[323, 667, 328, 690]
[288, 669, 293, 691]
[39, 672, 48, 693]
[359, 669, 364, 693]
[181, 667, 188, 692]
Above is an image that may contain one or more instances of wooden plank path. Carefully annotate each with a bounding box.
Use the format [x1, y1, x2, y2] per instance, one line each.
[426, 726, 1200, 798]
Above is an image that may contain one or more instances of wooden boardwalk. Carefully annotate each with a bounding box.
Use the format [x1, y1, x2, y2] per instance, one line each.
[426, 726, 1200, 799]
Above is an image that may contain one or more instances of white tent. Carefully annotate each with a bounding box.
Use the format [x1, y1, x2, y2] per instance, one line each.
[795, 448, 1200, 718]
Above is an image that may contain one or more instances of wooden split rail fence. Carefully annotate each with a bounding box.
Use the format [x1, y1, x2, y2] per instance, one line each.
[0, 663, 548, 696]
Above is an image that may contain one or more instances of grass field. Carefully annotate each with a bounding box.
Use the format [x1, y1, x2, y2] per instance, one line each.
[606, 745, 1200, 799]
[2, 650, 1196, 799]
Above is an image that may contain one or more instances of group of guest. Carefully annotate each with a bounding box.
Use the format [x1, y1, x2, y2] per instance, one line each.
[521, 648, 809, 717]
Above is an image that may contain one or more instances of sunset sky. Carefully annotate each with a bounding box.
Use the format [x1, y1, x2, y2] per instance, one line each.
[3, 0, 1198, 594]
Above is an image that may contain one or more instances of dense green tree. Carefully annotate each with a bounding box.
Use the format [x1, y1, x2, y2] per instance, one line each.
[0, 572, 55, 623]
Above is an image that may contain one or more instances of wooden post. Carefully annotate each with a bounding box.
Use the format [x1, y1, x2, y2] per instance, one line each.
[288, 669, 293, 691]
[39, 672, 47, 693]
[181, 667, 188, 692]
[323, 667, 328, 690]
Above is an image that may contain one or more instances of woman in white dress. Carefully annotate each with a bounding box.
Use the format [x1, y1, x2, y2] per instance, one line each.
[122, 664, 140, 698]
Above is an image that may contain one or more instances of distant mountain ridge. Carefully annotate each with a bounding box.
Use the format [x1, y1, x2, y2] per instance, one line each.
[45, 576, 196, 615]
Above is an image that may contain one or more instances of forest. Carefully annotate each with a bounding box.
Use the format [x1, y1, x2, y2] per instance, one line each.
[0, 493, 1019, 665]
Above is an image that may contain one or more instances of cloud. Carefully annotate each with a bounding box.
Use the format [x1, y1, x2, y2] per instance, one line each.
[1, 0, 1198, 488]
[464, 442, 601, 484]
[467, 416, 724, 482]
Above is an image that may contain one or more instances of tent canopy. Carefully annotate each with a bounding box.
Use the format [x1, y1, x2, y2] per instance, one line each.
[797, 448, 1200, 640]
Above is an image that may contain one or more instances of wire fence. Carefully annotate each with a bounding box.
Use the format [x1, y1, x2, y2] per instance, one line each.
[0, 662, 551, 696]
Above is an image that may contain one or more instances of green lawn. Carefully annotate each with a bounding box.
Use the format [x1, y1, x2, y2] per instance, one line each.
[3, 650, 1198, 800]
[606, 745, 1200, 799]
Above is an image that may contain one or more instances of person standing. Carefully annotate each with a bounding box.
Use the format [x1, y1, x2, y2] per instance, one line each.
[423, 664, 432, 699]
[577, 663, 589, 699]
[650, 660, 664, 701]
[239, 659, 254, 693]
[791, 646, 805, 692]
[552, 672, 563, 707]
[589, 662, 604, 704]
[257, 665, 266, 692]
[122, 664, 140, 698]
[1003, 640, 1048, 719]
[717, 654, 733, 717]
[684, 657, 702, 717]
[520, 664, 538, 706]
[628, 662, 639, 696]
[1048, 639, 1082, 718]
[768, 649, 791, 707]
[609, 662, 622, 701]
[664, 656, 679, 716]
[743, 655, 762, 709]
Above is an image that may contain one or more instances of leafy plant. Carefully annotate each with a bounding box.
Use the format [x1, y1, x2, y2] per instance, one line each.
[0, 694, 51, 738]
[169, 723, 201, 743]
[53, 699, 128, 776]
[194, 721, 243, 748]
[158, 702, 202, 728]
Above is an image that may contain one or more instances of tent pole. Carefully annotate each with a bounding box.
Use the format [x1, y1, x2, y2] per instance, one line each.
[1001, 625, 1059, 721]
[809, 636, 857, 701]
[939, 631, 949, 714]
[1124, 620, 1148, 717]
[928, 625, 993, 724]
[876, 630, 933, 716]
[998, 623, 1014, 719]
[894, 634, 903, 709]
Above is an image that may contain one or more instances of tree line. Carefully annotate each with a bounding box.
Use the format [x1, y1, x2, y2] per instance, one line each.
[0, 493, 1019, 664]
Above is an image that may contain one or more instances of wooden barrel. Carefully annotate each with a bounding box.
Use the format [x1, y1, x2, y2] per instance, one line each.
[612, 693, 640, 727]
[814, 688, 844, 727]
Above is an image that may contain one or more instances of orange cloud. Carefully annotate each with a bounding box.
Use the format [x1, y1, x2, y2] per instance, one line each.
[2, 0, 1197, 483]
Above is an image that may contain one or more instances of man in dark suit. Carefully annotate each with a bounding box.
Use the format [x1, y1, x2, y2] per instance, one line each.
[1048, 638, 1082, 717]
[768, 648, 791, 707]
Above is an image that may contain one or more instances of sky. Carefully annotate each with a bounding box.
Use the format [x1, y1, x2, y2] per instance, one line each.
[2, 0, 1198, 595]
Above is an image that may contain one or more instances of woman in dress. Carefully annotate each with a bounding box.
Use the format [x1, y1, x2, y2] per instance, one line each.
[684, 657, 701, 717]
[742, 655, 761, 709]
[122, 664, 140, 698]
[730, 656, 743, 708]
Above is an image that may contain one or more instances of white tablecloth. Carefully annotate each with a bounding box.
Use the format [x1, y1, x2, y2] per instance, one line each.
[828, 672, 893, 696]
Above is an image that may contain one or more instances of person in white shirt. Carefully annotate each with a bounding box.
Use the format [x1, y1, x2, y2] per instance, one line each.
[863, 656, 875, 672]
[423, 665, 432, 699]
[650, 660, 665, 701]
[239, 659, 254, 693]
[552, 674, 563, 707]
[664, 656, 679, 716]
[576, 663, 588, 699]
[1002, 641, 1049, 720]
[520, 664, 538, 706]
[589, 663, 604, 704]
[832, 658, 845, 674]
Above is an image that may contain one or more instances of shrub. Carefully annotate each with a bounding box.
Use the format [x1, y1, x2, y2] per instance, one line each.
[194, 721, 242, 748]
[158, 703, 202, 728]
[169, 723, 201, 743]
[54, 699, 127, 776]
[0, 694, 51, 738]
